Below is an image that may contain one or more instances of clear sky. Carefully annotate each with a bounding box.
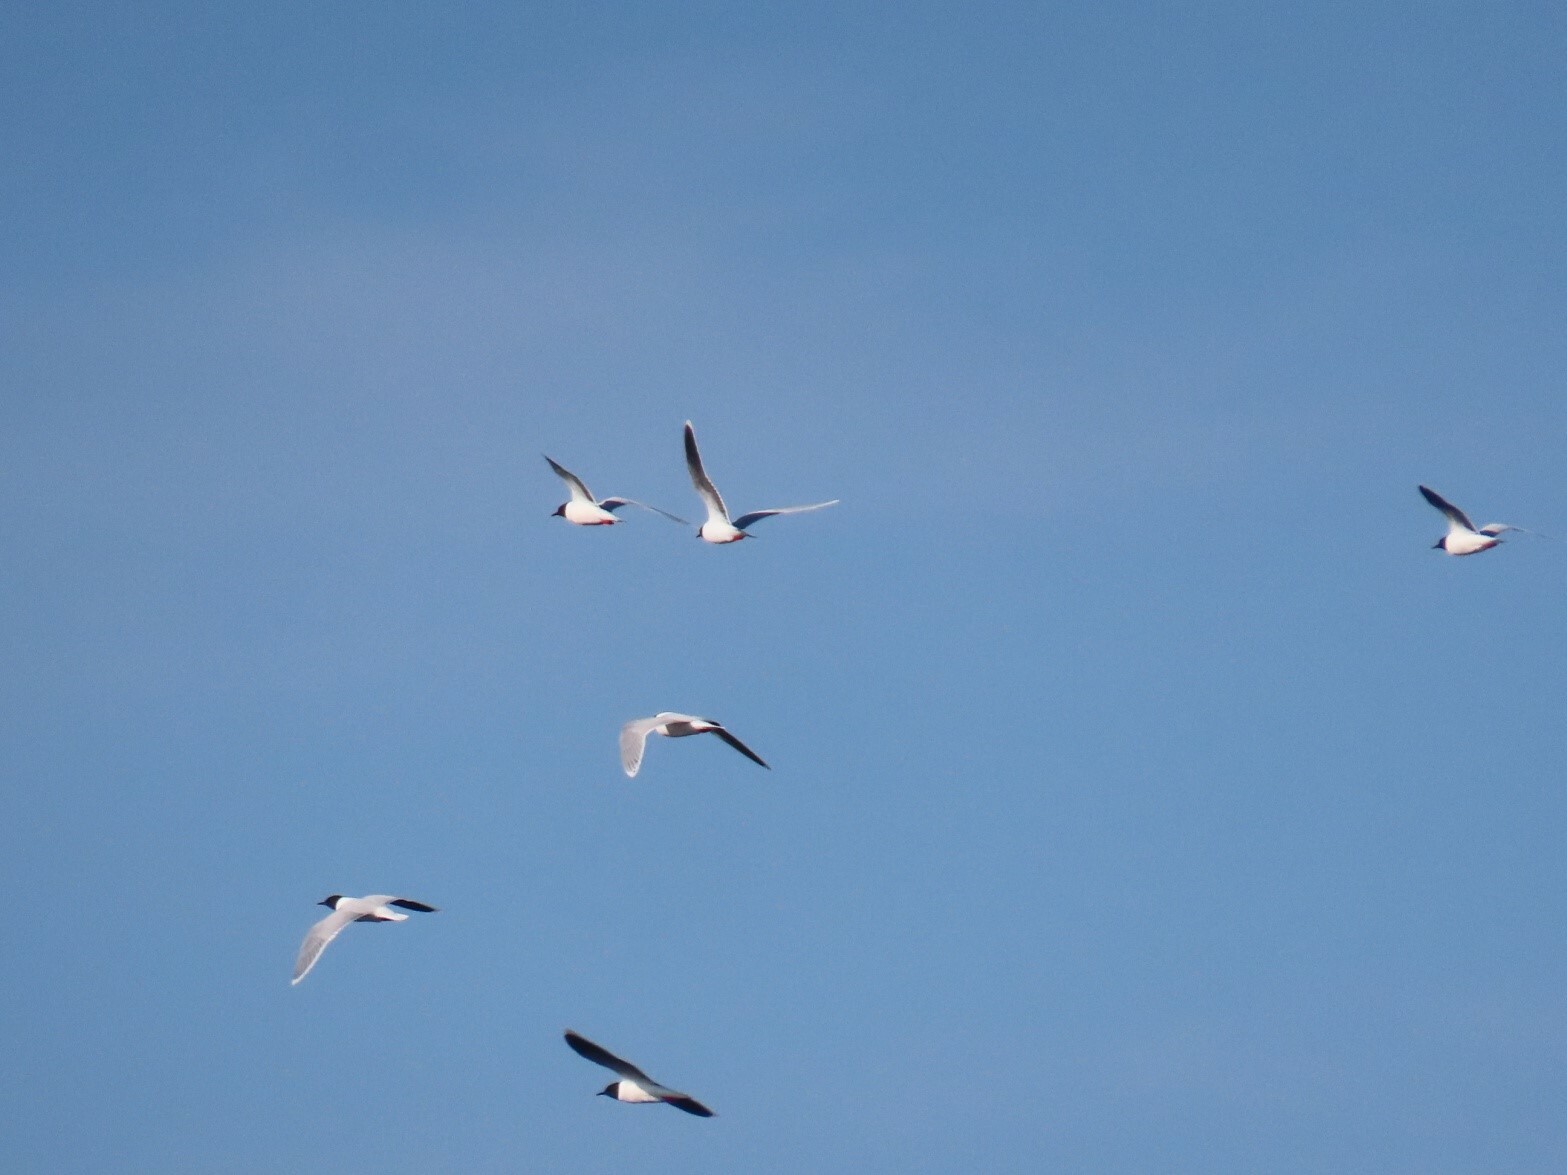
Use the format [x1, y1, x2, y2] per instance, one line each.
[3, 3, 1566, 1171]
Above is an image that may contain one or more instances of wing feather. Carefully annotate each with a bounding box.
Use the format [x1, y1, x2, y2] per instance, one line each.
[732, 500, 839, 531]
[683, 422, 730, 525]
[619, 717, 664, 778]
[1419, 485, 1477, 532]
[545, 456, 595, 503]
[600, 498, 690, 524]
[564, 1030, 653, 1082]
[710, 726, 770, 770]
[665, 1095, 716, 1117]
[291, 908, 358, 985]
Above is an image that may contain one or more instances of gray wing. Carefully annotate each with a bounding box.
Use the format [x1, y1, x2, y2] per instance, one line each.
[292, 908, 359, 985]
[564, 1030, 653, 1082]
[665, 1094, 715, 1117]
[710, 726, 770, 770]
[732, 500, 840, 531]
[620, 717, 665, 778]
[683, 422, 730, 525]
[600, 497, 690, 525]
[545, 455, 594, 503]
[1419, 485, 1476, 532]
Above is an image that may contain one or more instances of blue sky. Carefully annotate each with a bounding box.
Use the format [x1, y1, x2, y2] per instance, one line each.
[3, 3, 1566, 1171]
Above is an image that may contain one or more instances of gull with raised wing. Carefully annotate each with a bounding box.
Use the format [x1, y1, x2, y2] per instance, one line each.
[620, 712, 769, 778]
[683, 420, 837, 543]
[291, 894, 438, 985]
[545, 455, 687, 526]
[564, 1030, 715, 1117]
[1419, 485, 1530, 556]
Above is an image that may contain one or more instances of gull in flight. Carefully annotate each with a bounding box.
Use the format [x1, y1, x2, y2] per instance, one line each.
[291, 894, 438, 985]
[683, 421, 837, 543]
[1419, 485, 1531, 556]
[545, 455, 688, 527]
[564, 1029, 715, 1117]
[620, 712, 769, 778]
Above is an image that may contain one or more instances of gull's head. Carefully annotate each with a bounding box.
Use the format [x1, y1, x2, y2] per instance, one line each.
[597, 1083, 618, 1098]
[318, 894, 343, 908]
[551, 504, 566, 518]
[1432, 538, 1445, 550]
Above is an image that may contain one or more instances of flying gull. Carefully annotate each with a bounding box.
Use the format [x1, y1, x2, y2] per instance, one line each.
[620, 712, 769, 778]
[564, 1029, 715, 1117]
[292, 894, 438, 985]
[683, 421, 837, 544]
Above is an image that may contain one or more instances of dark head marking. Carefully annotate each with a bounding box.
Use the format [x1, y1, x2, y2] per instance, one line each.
[318, 894, 343, 908]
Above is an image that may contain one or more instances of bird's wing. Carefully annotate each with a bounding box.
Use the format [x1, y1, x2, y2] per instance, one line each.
[710, 726, 770, 770]
[292, 908, 359, 985]
[599, 497, 690, 525]
[683, 422, 730, 525]
[731, 501, 840, 531]
[387, 898, 438, 912]
[545, 456, 595, 503]
[564, 1030, 653, 1082]
[1480, 523, 1550, 538]
[1419, 485, 1477, 532]
[664, 1094, 715, 1117]
[619, 717, 666, 778]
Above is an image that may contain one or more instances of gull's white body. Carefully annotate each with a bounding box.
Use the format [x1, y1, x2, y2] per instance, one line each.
[609, 1079, 666, 1104]
[563, 497, 620, 526]
[620, 712, 770, 778]
[683, 421, 837, 544]
[1441, 527, 1500, 557]
[545, 455, 687, 527]
[291, 894, 437, 985]
[1420, 485, 1518, 556]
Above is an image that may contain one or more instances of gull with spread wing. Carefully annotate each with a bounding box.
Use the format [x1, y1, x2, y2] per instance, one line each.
[545, 455, 687, 527]
[564, 1030, 715, 1117]
[291, 894, 438, 985]
[1419, 485, 1534, 556]
[620, 712, 769, 778]
[683, 421, 837, 543]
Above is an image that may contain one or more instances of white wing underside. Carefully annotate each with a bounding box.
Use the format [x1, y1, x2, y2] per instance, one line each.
[601, 498, 689, 524]
[732, 501, 840, 530]
[619, 718, 662, 777]
[545, 456, 595, 504]
[292, 908, 358, 984]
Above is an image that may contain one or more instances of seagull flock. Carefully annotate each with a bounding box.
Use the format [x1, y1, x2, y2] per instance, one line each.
[294, 433, 1542, 1117]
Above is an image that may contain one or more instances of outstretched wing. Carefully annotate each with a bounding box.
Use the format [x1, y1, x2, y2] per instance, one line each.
[1419, 485, 1477, 533]
[619, 717, 665, 778]
[732, 501, 840, 531]
[388, 898, 438, 913]
[564, 1030, 653, 1082]
[545, 456, 595, 503]
[683, 422, 730, 525]
[600, 497, 690, 525]
[292, 908, 358, 985]
[665, 1094, 715, 1117]
[710, 726, 770, 770]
